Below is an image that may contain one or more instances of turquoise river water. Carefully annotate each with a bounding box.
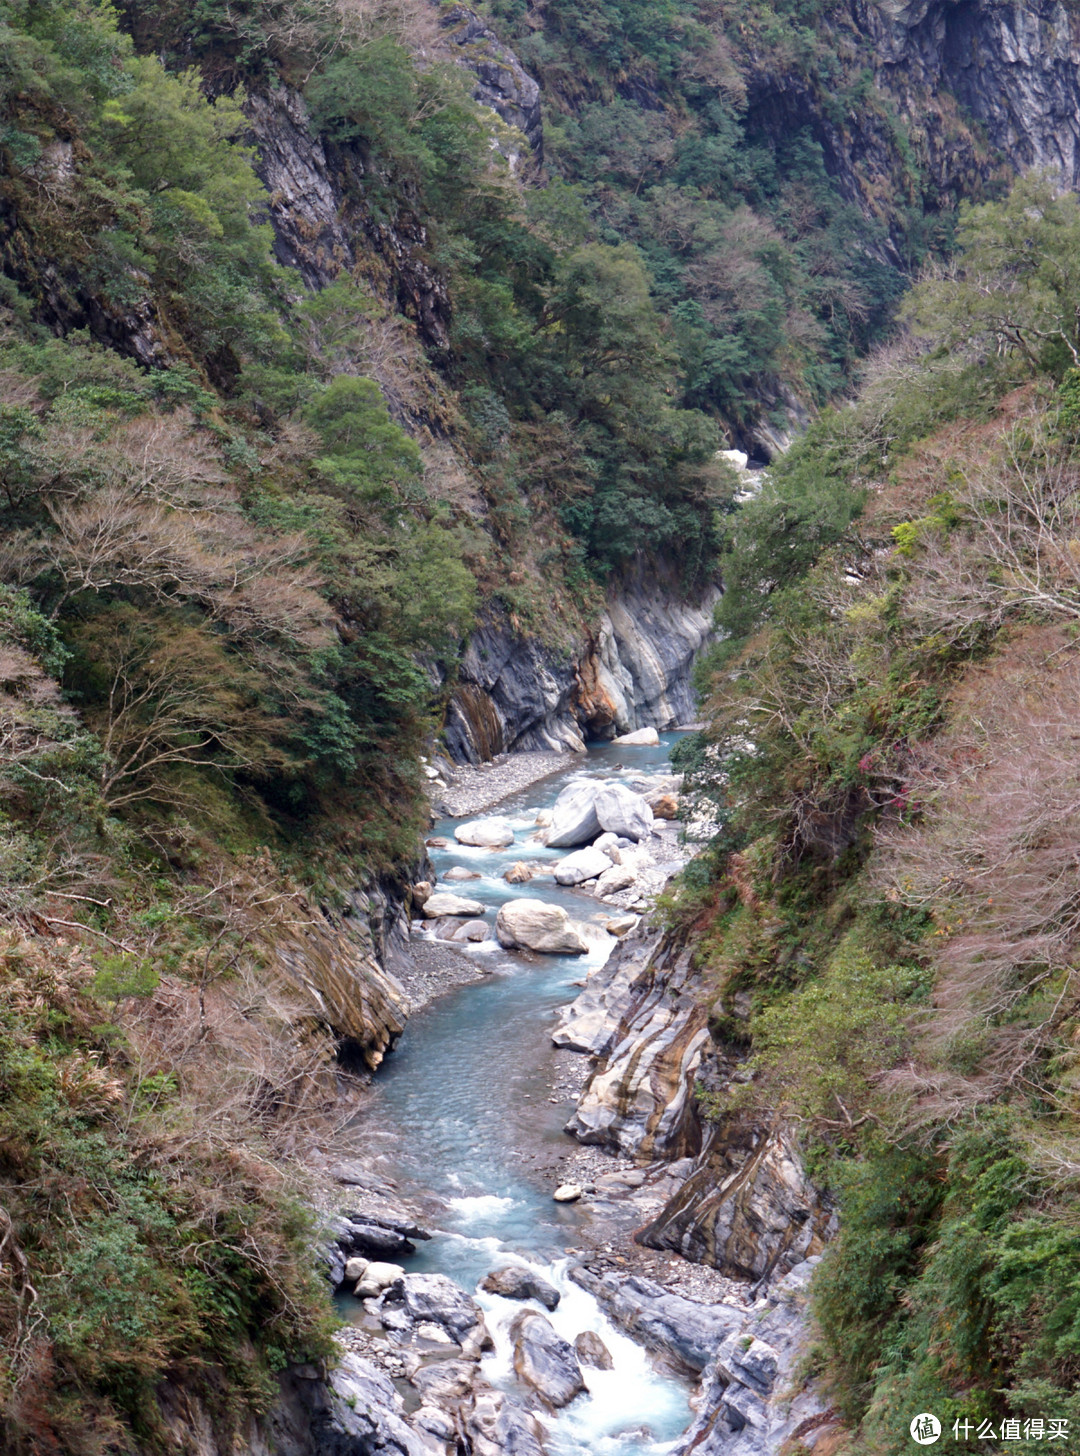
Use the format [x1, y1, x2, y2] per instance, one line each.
[345, 735, 694, 1456]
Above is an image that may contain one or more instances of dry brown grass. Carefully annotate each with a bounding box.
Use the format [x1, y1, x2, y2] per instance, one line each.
[873, 624, 1080, 1132]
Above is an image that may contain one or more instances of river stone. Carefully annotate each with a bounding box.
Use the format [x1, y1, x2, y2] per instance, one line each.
[444, 865, 481, 881]
[574, 1330, 614, 1370]
[552, 1183, 582, 1202]
[595, 782, 653, 841]
[593, 831, 621, 858]
[546, 782, 603, 848]
[604, 914, 639, 937]
[553, 846, 610, 885]
[422, 892, 486, 917]
[426, 837, 449, 848]
[343, 1256, 369, 1282]
[496, 900, 588, 955]
[412, 881, 432, 905]
[359, 1261, 406, 1290]
[481, 1265, 561, 1310]
[448, 918, 490, 943]
[454, 816, 516, 847]
[504, 861, 534, 884]
[613, 726, 661, 745]
[594, 862, 637, 897]
[510, 1309, 587, 1409]
[382, 1272, 491, 1348]
[650, 793, 680, 820]
[535, 809, 553, 827]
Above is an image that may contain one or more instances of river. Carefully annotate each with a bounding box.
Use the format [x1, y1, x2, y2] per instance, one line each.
[342, 734, 695, 1456]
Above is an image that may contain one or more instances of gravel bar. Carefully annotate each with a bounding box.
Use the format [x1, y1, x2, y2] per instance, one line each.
[433, 749, 571, 818]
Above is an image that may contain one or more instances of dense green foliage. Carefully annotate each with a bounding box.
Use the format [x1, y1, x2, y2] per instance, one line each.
[0, 0, 1054, 1445]
[486, 0, 949, 429]
[676, 176, 1080, 1449]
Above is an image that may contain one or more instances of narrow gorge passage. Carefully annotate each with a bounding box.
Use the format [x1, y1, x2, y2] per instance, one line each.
[342, 736, 694, 1456]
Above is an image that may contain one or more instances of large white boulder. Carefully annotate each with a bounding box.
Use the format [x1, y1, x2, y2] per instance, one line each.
[496, 900, 588, 955]
[553, 846, 611, 886]
[595, 782, 654, 841]
[454, 816, 516, 847]
[422, 892, 486, 917]
[612, 726, 660, 746]
[546, 783, 602, 848]
[594, 862, 636, 897]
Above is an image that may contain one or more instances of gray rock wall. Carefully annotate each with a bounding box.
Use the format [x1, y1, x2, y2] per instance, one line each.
[443, 570, 719, 765]
[871, 0, 1080, 188]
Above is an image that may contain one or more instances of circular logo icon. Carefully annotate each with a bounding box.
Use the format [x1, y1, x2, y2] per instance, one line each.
[910, 1414, 942, 1445]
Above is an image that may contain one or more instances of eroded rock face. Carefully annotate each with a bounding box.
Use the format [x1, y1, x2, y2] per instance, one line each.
[871, 0, 1080, 188]
[574, 562, 722, 738]
[668, 1259, 842, 1456]
[636, 1121, 837, 1283]
[563, 935, 710, 1160]
[552, 929, 662, 1054]
[496, 899, 588, 955]
[244, 87, 451, 351]
[444, 570, 719, 763]
[272, 882, 412, 1072]
[319, 1350, 443, 1456]
[443, 607, 588, 761]
[509, 1309, 587, 1408]
[440, 5, 543, 162]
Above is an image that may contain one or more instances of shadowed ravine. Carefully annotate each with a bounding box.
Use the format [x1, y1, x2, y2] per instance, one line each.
[342, 736, 695, 1455]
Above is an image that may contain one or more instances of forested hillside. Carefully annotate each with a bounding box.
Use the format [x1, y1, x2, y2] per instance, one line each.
[673, 177, 1080, 1447]
[1, 0, 1079, 1447]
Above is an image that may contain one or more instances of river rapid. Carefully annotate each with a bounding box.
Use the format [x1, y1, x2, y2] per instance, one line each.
[342, 735, 695, 1456]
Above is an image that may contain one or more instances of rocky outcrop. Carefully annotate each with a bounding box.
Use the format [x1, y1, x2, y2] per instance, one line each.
[244, 87, 452, 351]
[575, 563, 722, 738]
[570, 1266, 744, 1374]
[562, 932, 710, 1160]
[636, 1119, 838, 1284]
[443, 607, 588, 761]
[557, 923, 837, 1285]
[870, 0, 1080, 189]
[569, 1260, 842, 1455]
[440, 6, 543, 164]
[272, 885, 412, 1072]
[669, 1259, 843, 1456]
[443, 570, 718, 764]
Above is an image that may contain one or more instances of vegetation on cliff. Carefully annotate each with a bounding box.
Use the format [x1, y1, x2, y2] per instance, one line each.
[0, 0, 1063, 1446]
[677, 176, 1080, 1449]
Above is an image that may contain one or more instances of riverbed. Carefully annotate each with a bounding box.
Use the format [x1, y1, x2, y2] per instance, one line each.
[341, 734, 697, 1455]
